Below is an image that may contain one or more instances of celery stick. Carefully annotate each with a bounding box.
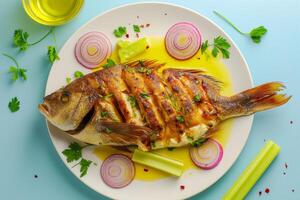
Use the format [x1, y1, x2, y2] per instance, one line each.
[118, 38, 149, 63]
[132, 149, 184, 176]
[223, 140, 280, 200]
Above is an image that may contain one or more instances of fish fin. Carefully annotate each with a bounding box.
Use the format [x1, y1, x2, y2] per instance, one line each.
[220, 82, 291, 119]
[124, 59, 165, 70]
[95, 121, 154, 151]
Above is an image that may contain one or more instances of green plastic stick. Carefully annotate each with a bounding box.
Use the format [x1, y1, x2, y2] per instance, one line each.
[132, 149, 184, 176]
[223, 140, 280, 200]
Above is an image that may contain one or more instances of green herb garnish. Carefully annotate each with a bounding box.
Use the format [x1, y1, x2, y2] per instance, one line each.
[140, 92, 149, 99]
[62, 142, 82, 163]
[128, 96, 137, 107]
[133, 25, 141, 33]
[13, 28, 54, 51]
[176, 115, 185, 123]
[48, 46, 60, 63]
[214, 11, 267, 43]
[79, 159, 92, 177]
[113, 26, 127, 38]
[191, 138, 207, 147]
[193, 94, 201, 102]
[8, 97, 20, 112]
[103, 58, 116, 68]
[104, 127, 113, 133]
[103, 93, 114, 100]
[62, 142, 93, 177]
[201, 36, 231, 59]
[100, 111, 109, 118]
[74, 71, 84, 78]
[66, 77, 71, 84]
[2, 53, 27, 81]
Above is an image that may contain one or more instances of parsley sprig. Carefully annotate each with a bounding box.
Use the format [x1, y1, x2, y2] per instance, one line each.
[2, 53, 27, 81]
[113, 26, 127, 38]
[214, 11, 267, 43]
[133, 25, 141, 33]
[62, 142, 93, 177]
[48, 46, 60, 63]
[103, 58, 116, 68]
[13, 28, 54, 51]
[8, 97, 20, 112]
[201, 36, 231, 59]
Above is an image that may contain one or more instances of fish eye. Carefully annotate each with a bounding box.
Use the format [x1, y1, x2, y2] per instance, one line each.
[60, 91, 70, 103]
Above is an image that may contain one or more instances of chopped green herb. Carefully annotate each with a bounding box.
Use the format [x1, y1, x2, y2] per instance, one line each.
[104, 127, 113, 133]
[214, 11, 267, 44]
[74, 71, 84, 78]
[140, 92, 149, 99]
[151, 141, 156, 148]
[201, 36, 231, 59]
[8, 97, 20, 112]
[113, 26, 127, 38]
[100, 111, 109, 118]
[191, 138, 207, 147]
[133, 25, 141, 33]
[136, 67, 152, 75]
[167, 147, 175, 151]
[62, 142, 82, 163]
[103, 58, 116, 68]
[193, 94, 201, 102]
[128, 96, 137, 107]
[13, 28, 54, 51]
[2, 53, 27, 81]
[103, 93, 113, 100]
[176, 115, 185, 123]
[79, 158, 92, 177]
[48, 46, 60, 63]
[66, 77, 71, 84]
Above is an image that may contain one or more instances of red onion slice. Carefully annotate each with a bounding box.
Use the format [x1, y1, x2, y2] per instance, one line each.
[189, 139, 223, 170]
[75, 31, 112, 69]
[100, 154, 135, 188]
[165, 22, 201, 60]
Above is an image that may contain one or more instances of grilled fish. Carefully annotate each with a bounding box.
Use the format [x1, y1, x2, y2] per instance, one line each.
[38, 60, 290, 151]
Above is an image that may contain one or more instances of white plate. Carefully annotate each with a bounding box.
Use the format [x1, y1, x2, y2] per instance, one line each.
[45, 2, 253, 200]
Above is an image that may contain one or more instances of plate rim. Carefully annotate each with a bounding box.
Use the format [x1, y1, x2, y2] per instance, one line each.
[44, 2, 254, 199]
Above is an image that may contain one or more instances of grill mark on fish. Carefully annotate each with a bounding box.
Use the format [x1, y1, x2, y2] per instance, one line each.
[123, 67, 164, 132]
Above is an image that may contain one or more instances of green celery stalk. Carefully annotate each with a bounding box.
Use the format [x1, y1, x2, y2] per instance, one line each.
[132, 149, 184, 176]
[223, 140, 280, 200]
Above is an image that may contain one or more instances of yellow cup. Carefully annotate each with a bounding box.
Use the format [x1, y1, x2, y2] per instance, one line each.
[22, 0, 84, 26]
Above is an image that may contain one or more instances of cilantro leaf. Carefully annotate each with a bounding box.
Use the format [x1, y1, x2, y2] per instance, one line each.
[103, 58, 116, 68]
[133, 25, 141, 33]
[213, 36, 231, 58]
[74, 71, 84, 78]
[100, 111, 109, 118]
[176, 115, 185, 123]
[140, 92, 149, 99]
[62, 142, 82, 163]
[79, 158, 92, 177]
[191, 138, 207, 147]
[201, 40, 209, 54]
[66, 77, 71, 84]
[193, 94, 201, 102]
[3, 53, 27, 81]
[249, 26, 268, 43]
[13, 29, 29, 51]
[214, 11, 267, 44]
[8, 97, 20, 112]
[48, 46, 60, 63]
[113, 26, 127, 38]
[128, 96, 137, 107]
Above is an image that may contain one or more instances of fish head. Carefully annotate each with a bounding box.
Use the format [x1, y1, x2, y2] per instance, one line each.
[38, 79, 99, 131]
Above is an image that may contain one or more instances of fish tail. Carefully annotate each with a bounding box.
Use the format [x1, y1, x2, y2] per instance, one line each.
[221, 82, 291, 119]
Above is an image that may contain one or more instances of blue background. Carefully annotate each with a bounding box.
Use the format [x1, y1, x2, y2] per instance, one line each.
[0, 0, 299, 199]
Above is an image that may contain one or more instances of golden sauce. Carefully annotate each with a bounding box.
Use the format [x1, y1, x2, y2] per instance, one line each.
[94, 37, 234, 181]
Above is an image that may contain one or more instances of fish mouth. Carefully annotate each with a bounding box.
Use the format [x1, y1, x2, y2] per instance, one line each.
[67, 106, 95, 135]
[38, 103, 50, 117]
